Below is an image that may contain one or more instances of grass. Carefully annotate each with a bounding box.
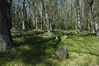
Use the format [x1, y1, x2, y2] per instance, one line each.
[0, 30, 99, 66]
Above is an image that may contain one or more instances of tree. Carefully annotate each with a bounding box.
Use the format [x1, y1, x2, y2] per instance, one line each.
[75, 0, 82, 32]
[0, 0, 13, 49]
[87, 0, 95, 33]
[83, 0, 90, 30]
[22, 0, 27, 30]
[93, 0, 99, 36]
[87, 0, 99, 36]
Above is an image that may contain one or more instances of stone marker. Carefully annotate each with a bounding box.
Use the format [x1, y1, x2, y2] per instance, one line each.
[55, 36, 59, 40]
[64, 35, 68, 39]
[56, 45, 68, 60]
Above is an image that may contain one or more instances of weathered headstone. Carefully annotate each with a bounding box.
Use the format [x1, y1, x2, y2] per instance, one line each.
[64, 35, 68, 39]
[56, 45, 68, 60]
[55, 36, 59, 40]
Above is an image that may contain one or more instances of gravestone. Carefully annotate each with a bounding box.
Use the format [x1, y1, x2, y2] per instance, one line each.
[56, 45, 68, 60]
[55, 36, 59, 40]
[64, 35, 68, 39]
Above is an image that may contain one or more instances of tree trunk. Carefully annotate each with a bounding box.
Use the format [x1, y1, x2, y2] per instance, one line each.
[93, 11, 99, 36]
[22, 0, 27, 30]
[76, 0, 82, 32]
[93, 0, 99, 36]
[35, 16, 38, 30]
[87, 20, 91, 30]
[0, 0, 13, 50]
[22, 21, 25, 30]
[94, 20, 99, 36]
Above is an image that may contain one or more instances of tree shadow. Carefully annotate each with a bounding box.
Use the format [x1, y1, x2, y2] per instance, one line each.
[0, 32, 61, 66]
[79, 33, 96, 37]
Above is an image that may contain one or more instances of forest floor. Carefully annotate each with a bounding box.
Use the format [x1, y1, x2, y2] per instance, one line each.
[0, 30, 99, 66]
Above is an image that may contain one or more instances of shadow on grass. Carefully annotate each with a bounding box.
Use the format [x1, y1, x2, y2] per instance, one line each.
[0, 33, 61, 66]
[79, 33, 96, 37]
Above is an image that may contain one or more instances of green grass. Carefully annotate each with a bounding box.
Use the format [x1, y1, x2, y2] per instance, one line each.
[0, 31, 99, 66]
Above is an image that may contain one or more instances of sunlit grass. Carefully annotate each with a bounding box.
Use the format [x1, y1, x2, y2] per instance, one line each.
[0, 31, 99, 66]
